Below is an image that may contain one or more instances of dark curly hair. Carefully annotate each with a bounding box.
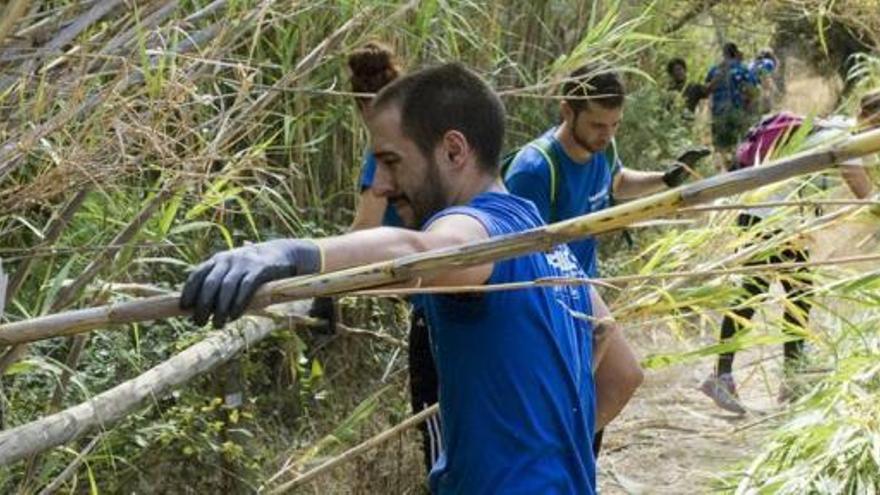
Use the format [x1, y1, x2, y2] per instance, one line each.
[347, 41, 402, 105]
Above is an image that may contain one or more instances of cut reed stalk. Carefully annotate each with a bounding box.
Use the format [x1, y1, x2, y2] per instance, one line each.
[0, 128, 877, 346]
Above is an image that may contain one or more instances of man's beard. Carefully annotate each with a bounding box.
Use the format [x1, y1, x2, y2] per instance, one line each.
[572, 128, 607, 154]
[391, 157, 449, 229]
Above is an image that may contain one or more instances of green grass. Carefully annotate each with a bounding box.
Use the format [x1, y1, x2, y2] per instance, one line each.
[0, 1, 878, 492]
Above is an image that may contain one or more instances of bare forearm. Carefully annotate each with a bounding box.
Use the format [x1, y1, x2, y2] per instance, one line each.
[315, 215, 493, 286]
[594, 328, 643, 430]
[613, 168, 668, 199]
[589, 287, 643, 430]
[316, 227, 427, 272]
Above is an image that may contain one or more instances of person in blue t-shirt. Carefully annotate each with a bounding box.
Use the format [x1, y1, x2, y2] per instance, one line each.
[316, 41, 442, 475]
[181, 63, 600, 494]
[705, 42, 760, 152]
[505, 64, 700, 458]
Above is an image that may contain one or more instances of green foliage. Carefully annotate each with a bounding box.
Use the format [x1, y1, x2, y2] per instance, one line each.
[0, 0, 878, 493]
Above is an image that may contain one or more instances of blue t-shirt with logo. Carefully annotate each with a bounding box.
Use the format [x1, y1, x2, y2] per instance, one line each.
[359, 152, 403, 227]
[705, 60, 758, 115]
[504, 128, 620, 277]
[419, 192, 596, 495]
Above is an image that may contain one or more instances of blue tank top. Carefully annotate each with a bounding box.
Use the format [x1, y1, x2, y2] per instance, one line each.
[359, 152, 403, 227]
[419, 192, 596, 495]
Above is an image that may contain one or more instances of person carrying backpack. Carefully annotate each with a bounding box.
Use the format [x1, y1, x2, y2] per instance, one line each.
[504, 63, 709, 457]
[700, 90, 879, 414]
[705, 42, 760, 154]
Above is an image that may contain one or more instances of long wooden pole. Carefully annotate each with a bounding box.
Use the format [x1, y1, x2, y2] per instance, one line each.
[0, 302, 307, 466]
[265, 404, 440, 493]
[0, 129, 878, 346]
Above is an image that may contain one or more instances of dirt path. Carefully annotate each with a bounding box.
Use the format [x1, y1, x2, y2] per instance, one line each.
[596, 328, 782, 494]
[595, 191, 878, 494]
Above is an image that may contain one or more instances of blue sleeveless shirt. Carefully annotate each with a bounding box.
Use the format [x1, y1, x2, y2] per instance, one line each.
[419, 192, 596, 494]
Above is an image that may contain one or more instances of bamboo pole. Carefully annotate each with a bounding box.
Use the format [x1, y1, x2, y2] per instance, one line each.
[0, 128, 878, 346]
[344, 253, 880, 297]
[679, 198, 880, 213]
[0, 301, 309, 466]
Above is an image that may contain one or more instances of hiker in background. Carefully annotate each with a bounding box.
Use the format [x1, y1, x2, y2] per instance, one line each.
[700, 89, 879, 414]
[666, 57, 708, 114]
[705, 42, 760, 159]
[310, 41, 441, 474]
[504, 64, 708, 457]
[749, 48, 780, 114]
[181, 63, 601, 494]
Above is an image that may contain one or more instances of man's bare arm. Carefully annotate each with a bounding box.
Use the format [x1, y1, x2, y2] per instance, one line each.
[318, 213, 493, 286]
[612, 167, 668, 199]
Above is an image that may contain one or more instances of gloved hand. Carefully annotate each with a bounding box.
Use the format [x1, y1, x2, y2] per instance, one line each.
[180, 239, 322, 328]
[676, 147, 711, 167]
[308, 296, 338, 335]
[662, 162, 690, 188]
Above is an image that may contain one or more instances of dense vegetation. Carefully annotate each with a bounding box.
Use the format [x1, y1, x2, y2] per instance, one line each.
[0, 0, 878, 493]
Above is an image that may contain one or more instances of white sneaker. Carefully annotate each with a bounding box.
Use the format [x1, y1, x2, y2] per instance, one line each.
[699, 373, 747, 414]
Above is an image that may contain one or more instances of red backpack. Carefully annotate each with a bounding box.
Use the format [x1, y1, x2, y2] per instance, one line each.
[734, 112, 804, 169]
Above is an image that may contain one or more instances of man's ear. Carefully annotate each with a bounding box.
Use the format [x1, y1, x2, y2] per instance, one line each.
[441, 130, 469, 169]
[560, 100, 575, 125]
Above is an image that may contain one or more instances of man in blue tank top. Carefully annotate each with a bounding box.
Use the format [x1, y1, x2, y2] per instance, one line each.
[180, 63, 599, 493]
[505, 64, 695, 457]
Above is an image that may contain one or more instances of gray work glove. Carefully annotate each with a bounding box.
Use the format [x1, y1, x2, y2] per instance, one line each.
[180, 239, 322, 328]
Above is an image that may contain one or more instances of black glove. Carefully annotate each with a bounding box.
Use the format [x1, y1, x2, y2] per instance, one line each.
[308, 296, 338, 335]
[180, 239, 322, 328]
[676, 147, 711, 167]
[662, 163, 690, 188]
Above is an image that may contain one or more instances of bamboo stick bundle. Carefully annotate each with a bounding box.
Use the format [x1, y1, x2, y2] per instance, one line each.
[0, 127, 878, 346]
[0, 301, 310, 466]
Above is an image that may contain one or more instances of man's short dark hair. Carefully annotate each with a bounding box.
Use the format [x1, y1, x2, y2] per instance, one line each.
[666, 57, 686, 76]
[372, 62, 505, 173]
[723, 42, 742, 59]
[562, 64, 625, 114]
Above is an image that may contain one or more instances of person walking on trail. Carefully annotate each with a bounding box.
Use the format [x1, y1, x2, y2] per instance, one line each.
[308, 40, 442, 475]
[504, 64, 707, 457]
[700, 90, 879, 414]
[749, 48, 780, 114]
[181, 63, 601, 494]
[666, 57, 707, 114]
[705, 42, 760, 155]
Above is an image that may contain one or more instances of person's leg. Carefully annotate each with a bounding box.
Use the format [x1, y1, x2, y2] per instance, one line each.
[703, 216, 774, 413]
[592, 429, 604, 458]
[779, 248, 812, 371]
[716, 273, 769, 376]
[408, 308, 440, 474]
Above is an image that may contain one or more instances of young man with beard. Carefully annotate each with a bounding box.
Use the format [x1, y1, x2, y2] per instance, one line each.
[180, 63, 600, 493]
[505, 64, 697, 455]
